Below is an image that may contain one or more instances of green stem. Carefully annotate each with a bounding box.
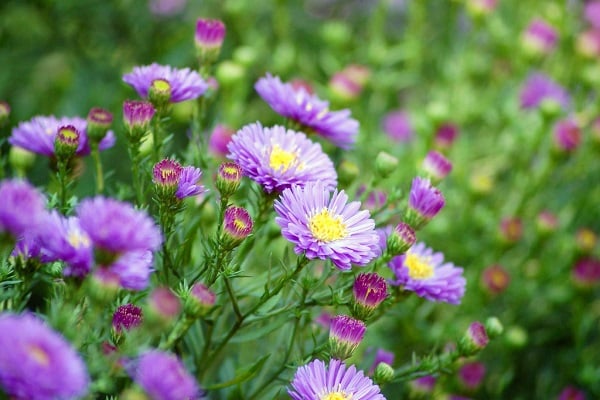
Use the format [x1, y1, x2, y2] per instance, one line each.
[128, 144, 144, 206]
[160, 315, 195, 350]
[56, 159, 72, 213]
[91, 144, 104, 194]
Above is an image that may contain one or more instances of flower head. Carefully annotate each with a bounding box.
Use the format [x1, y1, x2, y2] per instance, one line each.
[108, 250, 155, 290]
[521, 18, 558, 55]
[112, 304, 143, 332]
[352, 273, 388, 320]
[153, 159, 183, 188]
[185, 283, 216, 317]
[0, 179, 46, 239]
[129, 350, 202, 400]
[0, 313, 89, 400]
[422, 150, 452, 181]
[153, 159, 206, 200]
[86, 107, 113, 143]
[208, 124, 235, 157]
[553, 118, 581, 152]
[274, 182, 380, 270]
[255, 74, 359, 149]
[123, 63, 208, 103]
[289, 358, 385, 400]
[386, 222, 416, 256]
[459, 322, 489, 355]
[227, 122, 337, 193]
[406, 177, 445, 229]
[146, 287, 182, 326]
[221, 206, 253, 249]
[195, 18, 226, 50]
[77, 197, 162, 257]
[458, 361, 486, 389]
[9, 115, 115, 157]
[571, 256, 600, 287]
[519, 73, 570, 111]
[216, 162, 243, 198]
[558, 386, 586, 400]
[329, 315, 367, 360]
[123, 100, 156, 141]
[410, 375, 437, 395]
[382, 110, 413, 142]
[388, 242, 466, 304]
[176, 166, 205, 199]
[481, 264, 510, 295]
[434, 122, 459, 150]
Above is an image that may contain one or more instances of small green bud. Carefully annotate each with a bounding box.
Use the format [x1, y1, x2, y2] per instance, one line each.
[373, 362, 395, 385]
[484, 316, 503, 339]
[374, 151, 398, 179]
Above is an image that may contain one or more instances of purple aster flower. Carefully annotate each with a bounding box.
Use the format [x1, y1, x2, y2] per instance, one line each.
[113, 304, 143, 332]
[36, 212, 93, 278]
[329, 315, 367, 360]
[208, 124, 235, 157]
[519, 73, 570, 111]
[458, 361, 486, 389]
[227, 122, 337, 193]
[9, 115, 115, 157]
[195, 18, 226, 52]
[481, 264, 510, 295]
[255, 74, 359, 149]
[585, 1, 600, 29]
[352, 273, 387, 320]
[422, 150, 452, 181]
[77, 196, 162, 256]
[388, 242, 466, 304]
[149, 0, 187, 16]
[153, 159, 207, 200]
[12, 233, 42, 260]
[406, 177, 445, 229]
[176, 166, 205, 199]
[0, 179, 46, 240]
[129, 350, 202, 400]
[123, 63, 208, 103]
[0, 313, 89, 400]
[274, 182, 380, 270]
[410, 375, 436, 394]
[382, 110, 413, 142]
[368, 348, 395, 375]
[522, 18, 558, 55]
[289, 358, 385, 400]
[553, 118, 581, 152]
[108, 250, 154, 290]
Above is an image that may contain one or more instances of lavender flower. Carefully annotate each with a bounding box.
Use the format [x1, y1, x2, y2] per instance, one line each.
[571, 256, 600, 287]
[458, 361, 486, 389]
[434, 122, 459, 150]
[329, 315, 367, 360]
[153, 159, 206, 200]
[558, 386, 586, 400]
[112, 304, 143, 332]
[274, 182, 380, 270]
[406, 177, 445, 229]
[522, 18, 558, 55]
[289, 358, 385, 400]
[0, 313, 89, 399]
[227, 122, 337, 193]
[382, 110, 413, 142]
[255, 74, 359, 149]
[422, 150, 452, 181]
[123, 100, 156, 137]
[9, 115, 115, 157]
[77, 197, 162, 256]
[129, 350, 202, 400]
[108, 250, 155, 290]
[585, 1, 600, 29]
[519, 73, 570, 111]
[0, 179, 46, 239]
[208, 124, 235, 157]
[388, 242, 466, 304]
[123, 63, 208, 103]
[553, 118, 581, 152]
[176, 166, 205, 199]
[410, 375, 437, 394]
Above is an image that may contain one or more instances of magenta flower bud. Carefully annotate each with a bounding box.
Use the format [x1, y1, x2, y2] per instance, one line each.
[422, 150, 452, 182]
[536, 210, 559, 234]
[328, 315, 367, 360]
[585, 1, 600, 29]
[352, 273, 387, 320]
[558, 386, 586, 400]
[146, 287, 181, 326]
[459, 322, 489, 356]
[520, 73, 570, 112]
[576, 29, 600, 58]
[216, 162, 243, 198]
[410, 375, 437, 395]
[458, 361, 486, 389]
[571, 256, 600, 287]
[329, 64, 370, 103]
[86, 107, 113, 143]
[112, 304, 143, 333]
[123, 100, 156, 142]
[0, 101, 10, 126]
[153, 159, 182, 188]
[221, 206, 253, 249]
[195, 18, 226, 65]
[499, 217, 523, 243]
[386, 222, 416, 257]
[406, 177, 445, 230]
[185, 282, 216, 317]
[521, 18, 558, 56]
[382, 110, 413, 142]
[553, 119, 581, 153]
[481, 264, 510, 295]
[208, 124, 235, 157]
[54, 125, 80, 160]
[434, 122, 459, 150]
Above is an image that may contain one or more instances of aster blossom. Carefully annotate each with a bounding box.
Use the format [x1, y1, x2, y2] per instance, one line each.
[255, 74, 359, 149]
[227, 122, 337, 193]
[9, 115, 115, 157]
[0, 313, 89, 400]
[0, 179, 46, 239]
[128, 350, 203, 400]
[519, 72, 570, 111]
[123, 63, 208, 103]
[274, 182, 379, 270]
[289, 358, 385, 400]
[406, 177, 445, 229]
[388, 242, 466, 304]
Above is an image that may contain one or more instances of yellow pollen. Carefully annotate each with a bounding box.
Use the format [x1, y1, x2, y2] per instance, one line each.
[161, 168, 178, 180]
[152, 79, 171, 92]
[60, 129, 78, 140]
[68, 230, 90, 249]
[27, 344, 50, 366]
[233, 217, 247, 230]
[269, 144, 297, 172]
[223, 166, 239, 175]
[321, 392, 351, 400]
[309, 209, 347, 243]
[405, 253, 434, 280]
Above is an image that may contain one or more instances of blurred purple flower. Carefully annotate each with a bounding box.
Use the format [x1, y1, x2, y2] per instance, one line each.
[149, 0, 187, 16]
[255, 74, 359, 149]
[208, 124, 235, 157]
[123, 63, 208, 102]
[558, 385, 586, 400]
[522, 18, 558, 54]
[0, 179, 46, 239]
[585, 1, 600, 29]
[382, 110, 413, 142]
[458, 361, 486, 389]
[519, 73, 570, 110]
[369, 348, 395, 374]
[112, 304, 143, 332]
[553, 118, 581, 152]
[572, 256, 600, 287]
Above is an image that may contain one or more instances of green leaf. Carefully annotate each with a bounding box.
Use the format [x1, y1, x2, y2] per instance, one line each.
[204, 354, 270, 390]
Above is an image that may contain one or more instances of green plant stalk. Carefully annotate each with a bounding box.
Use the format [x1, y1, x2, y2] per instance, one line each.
[56, 159, 72, 214]
[128, 143, 144, 206]
[90, 143, 104, 194]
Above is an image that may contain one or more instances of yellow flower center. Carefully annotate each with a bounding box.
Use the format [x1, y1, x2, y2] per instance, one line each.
[234, 217, 248, 230]
[59, 128, 78, 140]
[321, 392, 351, 400]
[151, 79, 171, 92]
[309, 209, 347, 243]
[27, 344, 50, 366]
[161, 167, 179, 181]
[405, 253, 434, 280]
[68, 230, 90, 249]
[269, 144, 297, 172]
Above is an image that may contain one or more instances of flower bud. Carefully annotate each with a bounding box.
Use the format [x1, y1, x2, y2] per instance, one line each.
[153, 158, 183, 199]
[9, 146, 36, 174]
[481, 264, 510, 295]
[54, 125, 80, 161]
[458, 321, 489, 356]
[338, 160, 360, 186]
[149, 79, 172, 113]
[145, 287, 181, 328]
[382, 111, 413, 142]
[352, 273, 387, 321]
[409, 376, 436, 395]
[374, 151, 398, 179]
[434, 123, 459, 150]
[216, 162, 243, 199]
[328, 315, 366, 360]
[406, 177, 445, 230]
[571, 256, 600, 287]
[484, 316, 503, 339]
[553, 119, 581, 154]
[86, 107, 113, 144]
[195, 18, 226, 66]
[184, 282, 216, 318]
[458, 361, 486, 390]
[0, 101, 10, 127]
[373, 362, 394, 385]
[221, 206, 253, 250]
[520, 18, 558, 57]
[422, 150, 452, 182]
[499, 217, 523, 244]
[575, 228, 597, 253]
[504, 325, 527, 348]
[386, 222, 416, 256]
[112, 303, 143, 333]
[123, 100, 156, 143]
[208, 124, 235, 157]
[536, 210, 558, 235]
